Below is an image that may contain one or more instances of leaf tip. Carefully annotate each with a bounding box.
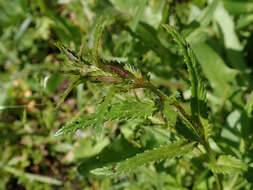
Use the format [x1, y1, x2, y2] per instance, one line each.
[54, 129, 64, 137]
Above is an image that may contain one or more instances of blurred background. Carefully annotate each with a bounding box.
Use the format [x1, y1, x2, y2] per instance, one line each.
[0, 0, 253, 189]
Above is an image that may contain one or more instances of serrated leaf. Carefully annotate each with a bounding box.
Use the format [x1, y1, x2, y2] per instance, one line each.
[78, 136, 143, 176]
[54, 113, 96, 136]
[55, 98, 153, 136]
[106, 101, 156, 120]
[163, 25, 207, 120]
[212, 155, 247, 174]
[55, 89, 114, 137]
[91, 140, 196, 177]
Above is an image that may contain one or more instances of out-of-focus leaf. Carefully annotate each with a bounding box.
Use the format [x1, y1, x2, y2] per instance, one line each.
[140, 126, 172, 149]
[74, 138, 110, 159]
[214, 1, 248, 73]
[186, 0, 219, 43]
[2, 165, 62, 185]
[224, 0, 253, 15]
[45, 74, 63, 93]
[240, 92, 253, 150]
[163, 101, 177, 126]
[127, 22, 177, 65]
[140, 0, 166, 28]
[197, 0, 219, 26]
[191, 42, 239, 97]
[212, 155, 247, 174]
[237, 14, 253, 29]
[56, 76, 81, 109]
[109, 0, 147, 30]
[214, 2, 242, 51]
[14, 14, 32, 42]
[49, 13, 82, 45]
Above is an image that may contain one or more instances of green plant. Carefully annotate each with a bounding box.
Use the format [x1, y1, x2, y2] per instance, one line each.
[54, 16, 249, 190]
[1, 0, 253, 189]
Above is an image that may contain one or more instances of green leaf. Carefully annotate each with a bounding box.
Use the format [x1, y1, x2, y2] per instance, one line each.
[78, 136, 144, 176]
[237, 14, 253, 29]
[109, 0, 147, 30]
[240, 92, 253, 149]
[91, 140, 196, 177]
[163, 25, 207, 119]
[93, 16, 105, 67]
[186, 0, 219, 43]
[55, 98, 154, 136]
[94, 89, 115, 135]
[2, 165, 62, 185]
[191, 42, 239, 97]
[198, 0, 219, 26]
[214, 1, 245, 73]
[139, 126, 172, 149]
[56, 77, 81, 109]
[163, 101, 177, 126]
[55, 42, 79, 63]
[212, 155, 247, 174]
[140, 0, 166, 29]
[54, 113, 96, 136]
[245, 92, 253, 116]
[224, 0, 253, 15]
[55, 89, 114, 136]
[106, 101, 156, 121]
[127, 23, 177, 65]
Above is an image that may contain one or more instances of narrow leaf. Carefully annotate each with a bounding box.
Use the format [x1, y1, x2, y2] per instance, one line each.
[56, 77, 81, 109]
[93, 16, 104, 67]
[91, 140, 196, 177]
[54, 42, 79, 63]
[94, 89, 115, 135]
[3, 165, 62, 185]
[163, 25, 207, 119]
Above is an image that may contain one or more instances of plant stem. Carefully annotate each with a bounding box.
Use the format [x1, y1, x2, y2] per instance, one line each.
[144, 81, 223, 190]
[202, 142, 222, 190]
[228, 174, 238, 190]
